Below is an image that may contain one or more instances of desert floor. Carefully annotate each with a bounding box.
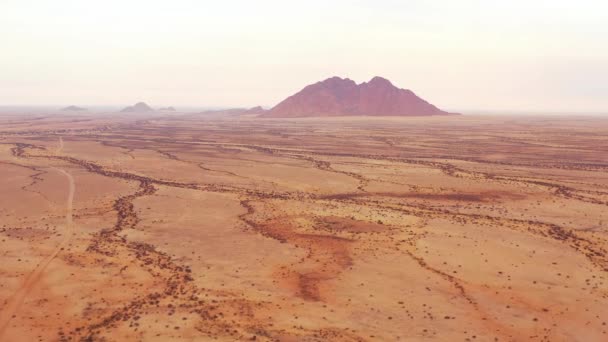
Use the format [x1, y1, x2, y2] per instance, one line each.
[0, 113, 607, 341]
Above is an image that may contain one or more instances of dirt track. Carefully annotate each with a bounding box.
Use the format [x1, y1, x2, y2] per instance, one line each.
[0, 166, 75, 338]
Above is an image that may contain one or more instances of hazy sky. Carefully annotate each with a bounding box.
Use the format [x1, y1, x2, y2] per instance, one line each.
[1, 0, 607, 112]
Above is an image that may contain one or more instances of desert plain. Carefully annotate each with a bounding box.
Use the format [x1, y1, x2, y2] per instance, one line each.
[0, 113, 607, 341]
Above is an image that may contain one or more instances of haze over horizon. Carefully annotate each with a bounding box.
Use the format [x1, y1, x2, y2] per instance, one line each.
[1, 0, 607, 112]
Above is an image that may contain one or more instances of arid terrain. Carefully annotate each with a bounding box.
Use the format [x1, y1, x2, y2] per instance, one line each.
[0, 113, 607, 341]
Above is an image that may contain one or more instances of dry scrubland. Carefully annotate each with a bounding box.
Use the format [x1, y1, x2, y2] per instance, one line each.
[0, 113, 607, 341]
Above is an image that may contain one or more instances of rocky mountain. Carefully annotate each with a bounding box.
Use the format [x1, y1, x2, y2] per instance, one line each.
[121, 102, 154, 113]
[261, 76, 454, 118]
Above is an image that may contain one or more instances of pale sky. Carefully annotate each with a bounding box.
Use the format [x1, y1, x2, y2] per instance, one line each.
[1, 0, 607, 112]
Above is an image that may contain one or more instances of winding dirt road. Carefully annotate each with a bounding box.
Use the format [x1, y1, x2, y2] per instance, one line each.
[0, 140, 75, 338]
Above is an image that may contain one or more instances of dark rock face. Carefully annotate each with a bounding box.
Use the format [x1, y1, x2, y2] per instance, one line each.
[261, 76, 455, 118]
[121, 102, 154, 113]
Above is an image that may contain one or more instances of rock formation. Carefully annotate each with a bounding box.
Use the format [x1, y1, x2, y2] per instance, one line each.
[261, 76, 454, 117]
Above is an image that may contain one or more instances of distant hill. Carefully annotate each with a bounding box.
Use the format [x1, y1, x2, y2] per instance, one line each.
[200, 106, 266, 117]
[159, 106, 176, 111]
[121, 102, 154, 113]
[261, 76, 455, 118]
[61, 105, 87, 111]
[244, 106, 266, 115]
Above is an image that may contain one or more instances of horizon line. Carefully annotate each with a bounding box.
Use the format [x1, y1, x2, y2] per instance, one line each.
[0, 105, 607, 116]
